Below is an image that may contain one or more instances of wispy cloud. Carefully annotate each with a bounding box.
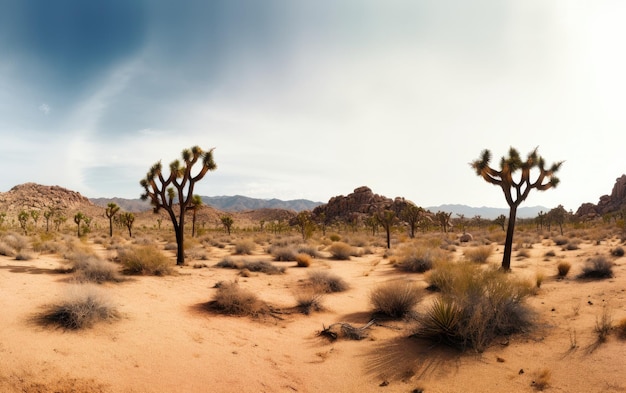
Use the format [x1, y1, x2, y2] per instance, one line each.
[38, 103, 51, 115]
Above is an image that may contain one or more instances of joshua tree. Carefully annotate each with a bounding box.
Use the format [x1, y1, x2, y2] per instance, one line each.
[294, 211, 315, 241]
[74, 212, 85, 237]
[140, 146, 216, 265]
[105, 203, 120, 237]
[30, 210, 40, 228]
[401, 204, 426, 238]
[18, 210, 29, 235]
[0, 212, 5, 229]
[471, 147, 562, 270]
[494, 214, 506, 232]
[435, 211, 452, 233]
[547, 205, 568, 235]
[375, 209, 397, 249]
[220, 215, 234, 236]
[120, 212, 135, 237]
[187, 195, 203, 237]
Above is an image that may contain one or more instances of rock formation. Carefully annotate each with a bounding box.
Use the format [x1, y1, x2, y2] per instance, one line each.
[575, 175, 626, 217]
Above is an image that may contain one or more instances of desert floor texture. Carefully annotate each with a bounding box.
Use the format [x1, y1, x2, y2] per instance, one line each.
[1, 228, 625, 393]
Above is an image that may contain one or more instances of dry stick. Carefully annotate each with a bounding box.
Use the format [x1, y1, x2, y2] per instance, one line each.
[319, 319, 376, 341]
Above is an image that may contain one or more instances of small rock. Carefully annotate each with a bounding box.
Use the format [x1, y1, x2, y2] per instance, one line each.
[496, 357, 505, 363]
[379, 380, 389, 387]
[519, 369, 524, 375]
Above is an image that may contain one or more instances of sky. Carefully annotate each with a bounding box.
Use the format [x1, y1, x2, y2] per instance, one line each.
[1, 0, 625, 212]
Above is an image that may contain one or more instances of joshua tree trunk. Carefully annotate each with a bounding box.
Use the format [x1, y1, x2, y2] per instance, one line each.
[502, 205, 518, 270]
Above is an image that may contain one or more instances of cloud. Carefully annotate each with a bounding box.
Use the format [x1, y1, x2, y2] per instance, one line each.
[38, 103, 51, 115]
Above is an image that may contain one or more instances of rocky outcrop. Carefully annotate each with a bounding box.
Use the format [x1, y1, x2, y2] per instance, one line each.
[312, 186, 414, 224]
[575, 175, 626, 217]
[0, 183, 92, 213]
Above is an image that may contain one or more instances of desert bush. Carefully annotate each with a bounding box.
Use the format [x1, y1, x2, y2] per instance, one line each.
[535, 272, 545, 288]
[215, 257, 240, 269]
[611, 246, 624, 257]
[557, 261, 571, 278]
[71, 252, 122, 283]
[163, 242, 178, 251]
[578, 256, 614, 279]
[15, 250, 34, 261]
[308, 271, 349, 293]
[215, 258, 285, 275]
[117, 245, 173, 276]
[329, 234, 341, 242]
[463, 245, 494, 264]
[296, 244, 321, 258]
[370, 280, 422, 318]
[564, 239, 580, 251]
[533, 368, 552, 391]
[394, 243, 451, 273]
[328, 241, 356, 260]
[233, 239, 256, 255]
[0, 241, 15, 257]
[553, 236, 568, 246]
[294, 287, 324, 315]
[2, 233, 29, 252]
[295, 253, 312, 267]
[269, 245, 297, 261]
[416, 262, 534, 351]
[36, 285, 119, 330]
[544, 250, 556, 258]
[594, 306, 613, 343]
[211, 281, 264, 316]
[516, 249, 531, 259]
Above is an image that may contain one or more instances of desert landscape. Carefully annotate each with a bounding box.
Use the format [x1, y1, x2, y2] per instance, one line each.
[0, 181, 625, 393]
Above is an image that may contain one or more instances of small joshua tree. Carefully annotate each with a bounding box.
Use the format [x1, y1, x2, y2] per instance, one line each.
[18, 210, 29, 235]
[471, 147, 562, 270]
[375, 209, 397, 249]
[74, 212, 85, 237]
[105, 203, 120, 237]
[120, 212, 135, 238]
[220, 215, 234, 236]
[187, 195, 203, 237]
[401, 204, 427, 238]
[140, 146, 216, 265]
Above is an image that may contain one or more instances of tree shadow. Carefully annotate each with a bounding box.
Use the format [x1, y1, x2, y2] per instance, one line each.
[0, 264, 70, 275]
[361, 336, 461, 383]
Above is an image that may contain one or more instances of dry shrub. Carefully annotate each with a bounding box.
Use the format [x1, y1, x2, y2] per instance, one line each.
[533, 368, 552, 391]
[463, 245, 494, 264]
[329, 234, 341, 242]
[611, 246, 624, 257]
[553, 236, 568, 246]
[70, 252, 122, 283]
[117, 245, 173, 276]
[2, 233, 29, 252]
[328, 241, 356, 260]
[416, 262, 534, 351]
[0, 241, 15, 257]
[296, 244, 321, 258]
[215, 258, 285, 275]
[35, 285, 119, 330]
[595, 305, 612, 343]
[564, 239, 580, 251]
[269, 245, 297, 261]
[578, 256, 614, 279]
[557, 261, 571, 278]
[308, 271, 349, 293]
[516, 249, 531, 259]
[211, 281, 264, 316]
[395, 243, 450, 273]
[15, 250, 34, 261]
[294, 287, 324, 315]
[295, 253, 312, 267]
[370, 280, 422, 318]
[544, 250, 556, 258]
[233, 239, 256, 255]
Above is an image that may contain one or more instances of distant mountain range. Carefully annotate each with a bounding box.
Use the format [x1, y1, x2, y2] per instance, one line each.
[426, 204, 549, 220]
[90, 195, 323, 213]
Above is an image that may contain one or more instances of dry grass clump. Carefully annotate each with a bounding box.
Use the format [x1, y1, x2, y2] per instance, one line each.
[210, 281, 265, 316]
[611, 246, 624, 257]
[370, 280, 422, 318]
[328, 241, 357, 260]
[553, 236, 568, 246]
[578, 256, 614, 279]
[564, 239, 581, 251]
[233, 239, 256, 255]
[308, 270, 349, 293]
[463, 245, 494, 264]
[532, 368, 552, 391]
[35, 285, 119, 330]
[0, 240, 16, 257]
[393, 243, 451, 273]
[69, 252, 123, 283]
[117, 245, 174, 276]
[269, 245, 297, 261]
[544, 250, 556, 258]
[296, 244, 321, 258]
[594, 306, 613, 343]
[2, 232, 29, 252]
[615, 317, 626, 340]
[215, 258, 285, 275]
[294, 287, 324, 315]
[557, 261, 571, 278]
[416, 262, 535, 351]
[15, 250, 34, 261]
[295, 253, 312, 267]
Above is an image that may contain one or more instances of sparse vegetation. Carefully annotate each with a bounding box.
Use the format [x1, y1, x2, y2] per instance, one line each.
[394, 243, 450, 272]
[328, 241, 357, 260]
[117, 245, 174, 275]
[294, 287, 324, 315]
[370, 280, 422, 318]
[611, 246, 624, 257]
[594, 305, 613, 343]
[269, 245, 297, 261]
[463, 245, 493, 264]
[215, 258, 285, 275]
[615, 317, 626, 340]
[36, 285, 119, 330]
[308, 271, 349, 293]
[557, 261, 571, 278]
[233, 239, 256, 255]
[533, 368, 552, 391]
[578, 256, 614, 279]
[295, 253, 312, 267]
[210, 281, 264, 316]
[69, 252, 123, 283]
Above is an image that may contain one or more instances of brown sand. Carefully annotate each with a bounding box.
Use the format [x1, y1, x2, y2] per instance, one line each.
[1, 235, 625, 393]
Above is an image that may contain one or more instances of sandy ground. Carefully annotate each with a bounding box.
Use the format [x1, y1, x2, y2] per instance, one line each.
[1, 232, 625, 393]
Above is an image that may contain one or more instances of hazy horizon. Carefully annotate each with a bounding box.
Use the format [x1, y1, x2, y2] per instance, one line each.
[2, 1, 625, 211]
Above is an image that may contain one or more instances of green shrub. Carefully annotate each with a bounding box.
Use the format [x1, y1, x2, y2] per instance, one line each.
[463, 245, 494, 264]
[328, 242, 356, 260]
[370, 280, 422, 318]
[308, 271, 349, 293]
[117, 245, 173, 276]
[36, 285, 119, 330]
[415, 262, 534, 351]
[578, 256, 614, 279]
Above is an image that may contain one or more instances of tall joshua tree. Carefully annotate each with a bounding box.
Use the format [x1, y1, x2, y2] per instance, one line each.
[140, 146, 217, 265]
[105, 203, 120, 237]
[471, 147, 562, 270]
